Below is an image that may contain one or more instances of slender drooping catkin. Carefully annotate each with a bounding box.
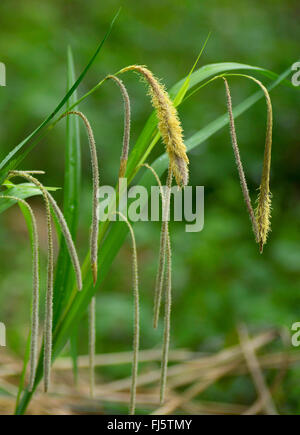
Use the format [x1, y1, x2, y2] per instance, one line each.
[59, 111, 99, 285]
[114, 212, 139, 415]
[107, 75, 131, 179]
[119, 65, 189, 187]
[223, 74, 273, 252]
[141, 163, 171, 326]
[153, 167, 172, 329]
[142, 163, 165, 202]
[0, 195, 40, 392]
[8, 171, 54, 392]
[141, 163, 169, 328]
[140, 164, 172, 404]
[46, 192, 82, 291]
[88, 296, 96, 398]
[223, 78, 259, 242]
[248, 77, 273, 253]
[160, 231, 172, 405]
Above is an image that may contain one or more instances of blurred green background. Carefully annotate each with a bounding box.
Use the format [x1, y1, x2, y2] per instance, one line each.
[0, 0, 299, 413]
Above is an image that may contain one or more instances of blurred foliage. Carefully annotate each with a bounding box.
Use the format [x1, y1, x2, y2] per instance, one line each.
[0, 0, 299, 413]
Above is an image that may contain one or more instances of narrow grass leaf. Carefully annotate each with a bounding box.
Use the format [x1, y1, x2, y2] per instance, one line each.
[0, 10, 120, 182]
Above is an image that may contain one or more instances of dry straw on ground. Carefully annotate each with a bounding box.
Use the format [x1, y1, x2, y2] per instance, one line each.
[0, 328, 298, 415]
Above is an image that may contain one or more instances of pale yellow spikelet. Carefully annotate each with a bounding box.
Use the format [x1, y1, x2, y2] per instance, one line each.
[250, 77, 273, 253]
[119, 65, 189, 186]
[256, 187, 272, 253]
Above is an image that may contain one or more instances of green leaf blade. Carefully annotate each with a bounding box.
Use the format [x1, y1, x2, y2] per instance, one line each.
[0, 9, 120, 182]
[53, 47, 81, 326]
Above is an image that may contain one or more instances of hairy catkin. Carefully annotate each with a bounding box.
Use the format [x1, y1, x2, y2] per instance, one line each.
[140, 164, 168, 328]
[114, 212, 139, 415]
[58, 111, 100, 401]
[141, 164, 172, 404]
[223, 74, 273, 252]
[107, 75, 131, 179]
[58, 111, 99, 284]
[46, 192, 82, 290]
[8, 171, 54, 392]
[250, 78, 273, 253]
[0, 195, 40, 391]
[119, 65, 189, 187]
[7, 172, 83, 390]
[153, 167, 172, 329]
[223, 78, 259, 242]
[160, 232, 172, 405]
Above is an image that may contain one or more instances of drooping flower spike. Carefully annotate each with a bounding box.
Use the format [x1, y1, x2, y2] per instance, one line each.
[8, 171, 54, 392]
[223, 77, 259, 242]
[114, 211, 140, 415]
[107, 75, 131, 179]
[47, 192, 82, 290]
[58, 111, 99, 285]
[141, 163, 172, 404]
[119, 65, 189, 187]
[153, 167, 172, 332]
[7, 171, 82, 391]
[0, 195, 40, 392]
[222, 74, 273, 252]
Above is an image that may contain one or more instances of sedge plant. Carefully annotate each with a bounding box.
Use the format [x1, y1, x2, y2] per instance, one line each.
[0, 32, 295, 414]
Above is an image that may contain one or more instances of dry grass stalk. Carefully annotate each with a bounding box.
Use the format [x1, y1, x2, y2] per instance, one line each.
[92, 331, 275, 396]
[52, 348, 195, 370]
[152, 362, 239, 415]
[1, 329, 294, 415]
[238, 323, 277, 415]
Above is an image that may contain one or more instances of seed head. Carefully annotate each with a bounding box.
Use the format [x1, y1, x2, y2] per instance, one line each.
[119, 65, 189, 187]
[252, 78, 273, 253]
[114, 211, 139, 415]
[47, 192, 82, 290]
[8, 170, 54, 392]
[256, 188, 272, 253]
[222, 75, 273, 253]
[223, 78, 259, 242]
[141, 163, 173, 405]
[59, 111, 99, 284]
[0, 194, 40, 392]
[107, 75, 131, 179]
